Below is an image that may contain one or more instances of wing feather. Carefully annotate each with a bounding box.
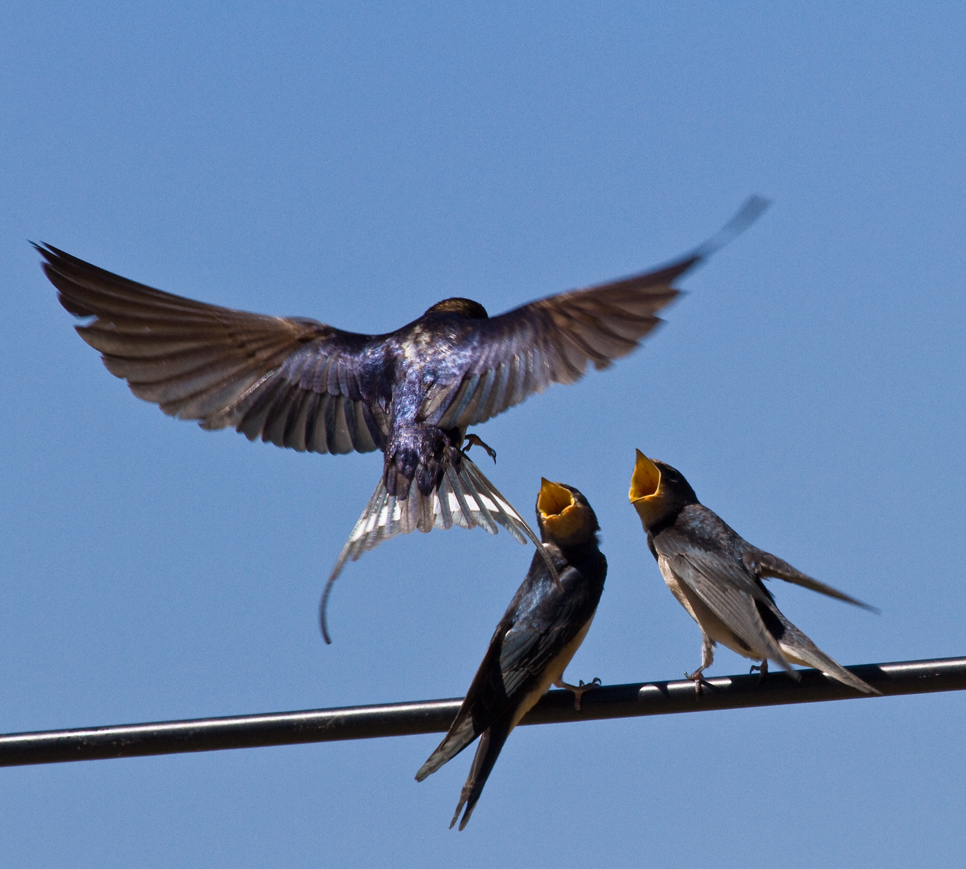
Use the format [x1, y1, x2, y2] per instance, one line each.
[750, 549, 878, 612]
[661, 545, 792, 670]
[37, 242, 389, 455]
[433, 198, 768, 429]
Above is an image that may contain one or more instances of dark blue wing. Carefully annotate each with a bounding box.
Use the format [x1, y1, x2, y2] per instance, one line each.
[38, 243, 389, 454]
[433, 258, 685, 429]
[433, 197, 769, 429]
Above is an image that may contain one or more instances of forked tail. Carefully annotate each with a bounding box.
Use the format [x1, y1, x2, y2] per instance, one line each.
[319, 455, 548, 643]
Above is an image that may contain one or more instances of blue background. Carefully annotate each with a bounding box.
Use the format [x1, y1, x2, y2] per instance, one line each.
[2, 4, 965, 866]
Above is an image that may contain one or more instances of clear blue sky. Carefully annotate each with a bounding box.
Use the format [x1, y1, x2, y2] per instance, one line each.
[2, 4, 965, 867]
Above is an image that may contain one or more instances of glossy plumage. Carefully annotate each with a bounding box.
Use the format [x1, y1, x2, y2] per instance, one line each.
[416, 479, 606, 829]
[36, 197, 765, 640]
[629, 451, 879, 695]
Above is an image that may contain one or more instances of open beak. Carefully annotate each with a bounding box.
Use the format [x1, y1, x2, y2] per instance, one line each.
[629, 449, 662, 502]
[538, 478, 588, 541]
[538, 478, 574, 517]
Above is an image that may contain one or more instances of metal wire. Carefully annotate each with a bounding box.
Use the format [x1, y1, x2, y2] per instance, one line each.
[1, 656, 963, 768]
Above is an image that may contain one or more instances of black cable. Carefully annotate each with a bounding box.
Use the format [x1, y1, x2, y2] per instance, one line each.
[1, 656, 962, 768]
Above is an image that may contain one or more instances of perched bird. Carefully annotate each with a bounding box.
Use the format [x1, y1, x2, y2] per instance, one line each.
[35, 197, 765, 641]
[629, 451, 879, 695]
[416, 478, 606, 830]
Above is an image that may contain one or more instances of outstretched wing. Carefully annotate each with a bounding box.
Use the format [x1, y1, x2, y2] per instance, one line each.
[431, 197, 769, 429]
[37, 243, 389, 455]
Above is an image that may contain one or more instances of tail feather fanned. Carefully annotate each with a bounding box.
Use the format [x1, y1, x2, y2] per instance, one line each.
[319, 455, 544, 642]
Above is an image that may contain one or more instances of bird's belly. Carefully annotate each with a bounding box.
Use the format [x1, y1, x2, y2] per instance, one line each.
[509, 615, 595, 730]
[657, 557, 759, 660]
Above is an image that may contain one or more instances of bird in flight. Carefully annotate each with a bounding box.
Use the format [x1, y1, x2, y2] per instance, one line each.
[629, 450, 879, 695]
[416, 478, 606, 829]
[36, 197, 766, 642]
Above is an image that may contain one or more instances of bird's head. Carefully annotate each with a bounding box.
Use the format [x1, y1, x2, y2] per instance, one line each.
[536, 479, 599, 547]
[423, 298, 489, 319]
[628, 450, 698, 529]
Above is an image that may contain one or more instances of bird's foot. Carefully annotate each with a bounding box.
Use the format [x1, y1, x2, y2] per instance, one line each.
[750, 659, 769, 684]
[462, 432, 497, 463]
[684, 668, 711, 696]
[555, 677, 601, 712]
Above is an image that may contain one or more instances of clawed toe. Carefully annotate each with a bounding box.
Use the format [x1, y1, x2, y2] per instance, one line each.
[749, 660, 769, 683]
[684, 668, 709, 696]
[462, 433, 497, 463]
[555, 677, 601, 711]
